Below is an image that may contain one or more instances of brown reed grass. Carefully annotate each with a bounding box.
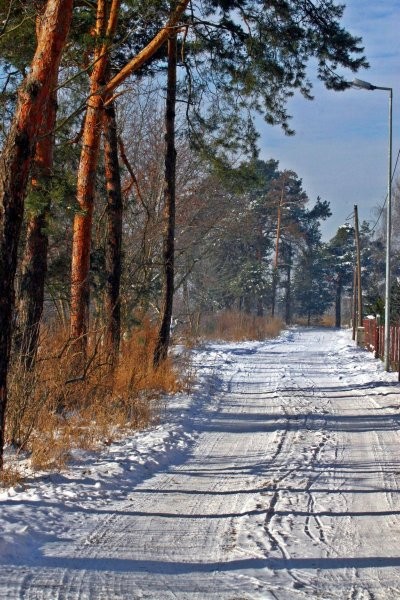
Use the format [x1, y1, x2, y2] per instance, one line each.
[5, 317, 186, 472]
[197, 311, 284, 342]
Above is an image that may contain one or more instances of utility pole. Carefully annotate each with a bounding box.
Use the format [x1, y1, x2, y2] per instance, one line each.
[352, 268, 357, 340]
[354, 205, 363, 328]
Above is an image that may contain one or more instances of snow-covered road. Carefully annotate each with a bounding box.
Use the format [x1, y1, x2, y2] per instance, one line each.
[2, 328, 400, 599]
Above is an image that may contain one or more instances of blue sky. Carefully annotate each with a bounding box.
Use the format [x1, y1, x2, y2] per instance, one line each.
[258, 1, 400, 239]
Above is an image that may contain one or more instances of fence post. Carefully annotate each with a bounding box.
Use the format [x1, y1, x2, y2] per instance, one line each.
[375, 315, 380, 359]
[390, 326, 393, 368]
[398, 324, 400, 381]
[364, 318, 368, 347]
[369, 318, 374, 351]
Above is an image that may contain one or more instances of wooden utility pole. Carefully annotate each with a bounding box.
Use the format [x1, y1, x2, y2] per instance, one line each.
[354, 205, 363, 328]
[352, 268, 357, 340]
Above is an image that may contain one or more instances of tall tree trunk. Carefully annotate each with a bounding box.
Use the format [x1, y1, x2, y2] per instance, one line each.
[0, 0, 73, 468]
[257, 297, 264, 318]
[256, 240, 263, 317]
[284, 243, 293, 324]
[244, 295, 251, 315]
[335, 278, 342, 328]
[103, 99, 123, 364]
[70, 0, 120, 363]
[285, 250, 292, 324]
[17, 84, 57, 370]
[271, 184, 284, 317]
[154, 32, 177, 367]
[69, 0, 189, 365]
[271, 269, 278, 317]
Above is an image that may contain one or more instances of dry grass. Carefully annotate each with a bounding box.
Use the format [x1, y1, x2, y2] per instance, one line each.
[198, 311, 284, 342]
[294, 313, 336, 327]
[319, 314, 336, 327]
[4, 310, 282, 479]
[5, 318, 187, 473]
[0, 466, 23, 488]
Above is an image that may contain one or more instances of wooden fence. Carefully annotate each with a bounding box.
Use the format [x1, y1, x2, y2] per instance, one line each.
[363, 317, 400, 376]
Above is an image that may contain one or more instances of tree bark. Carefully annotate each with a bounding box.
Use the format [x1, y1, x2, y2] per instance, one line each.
[271, 268, 278, 318]
[104, 0, 189, 96]
[103, 99, 123, 364]
[335, 277, 342, 328]
[69, 0, 189, 363]
[271, 184, 284, 318]
[285, 244, 292, 324]
[70, 0, 120, 362]
[256, 239, 263, 317]
[17, 84, 58, 370]
[154, 33, 177, 367]
[257, 297, 264, 318]
[0, 0, 73, 468]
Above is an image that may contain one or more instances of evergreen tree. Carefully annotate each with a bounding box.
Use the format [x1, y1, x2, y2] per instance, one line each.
[359, 221, 385, 318]
[294, 219, 332, 324]
[183, 0, 367, 160]
[0, 0, 74, 469]
[326, 224, 355, 327]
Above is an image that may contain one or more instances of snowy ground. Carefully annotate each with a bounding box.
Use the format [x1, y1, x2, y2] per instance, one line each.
[1, 327, 400, 599]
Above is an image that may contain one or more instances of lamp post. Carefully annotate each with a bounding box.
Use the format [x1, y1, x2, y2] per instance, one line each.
[351, 78, 393, 371]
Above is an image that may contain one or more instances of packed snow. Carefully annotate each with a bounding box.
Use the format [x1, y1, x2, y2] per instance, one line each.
[1, 327, 400, 599]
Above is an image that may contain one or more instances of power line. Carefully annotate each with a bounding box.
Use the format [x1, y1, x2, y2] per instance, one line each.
[370, 147, 400, 234]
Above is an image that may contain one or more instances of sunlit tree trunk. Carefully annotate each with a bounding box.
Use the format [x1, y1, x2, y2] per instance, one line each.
[154, 32, 177, 367]
[69, 0, 189, 366]
[70, 0, 120, 364]
[0, 0, 73, 468]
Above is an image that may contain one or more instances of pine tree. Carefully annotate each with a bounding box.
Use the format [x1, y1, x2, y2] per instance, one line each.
[0, 0, 74, 468]
[326, 224, 355, 328]
[294, 220, 332, 324]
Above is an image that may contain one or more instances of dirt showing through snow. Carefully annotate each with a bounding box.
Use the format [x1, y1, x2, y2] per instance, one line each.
[1, 327, 400, 599]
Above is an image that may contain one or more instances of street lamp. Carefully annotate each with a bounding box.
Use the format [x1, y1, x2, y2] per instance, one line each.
[351, 78, 393, 371]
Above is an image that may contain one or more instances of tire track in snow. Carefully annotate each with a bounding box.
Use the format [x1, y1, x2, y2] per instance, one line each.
[231, 339, 339, 594]
[3, 328, 400, 599]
